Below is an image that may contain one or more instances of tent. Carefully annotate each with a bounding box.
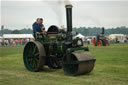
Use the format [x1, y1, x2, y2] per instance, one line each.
[73, 33, 85, 41]
[3, 34, 34, 39]
[74, 33, 85, 38]
[108, 34, 127, 43]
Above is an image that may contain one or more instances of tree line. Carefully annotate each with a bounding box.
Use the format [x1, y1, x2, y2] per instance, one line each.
[0, 28, 33, 34]
[0, 26, 128, 36]
[73, 26, 128, 36]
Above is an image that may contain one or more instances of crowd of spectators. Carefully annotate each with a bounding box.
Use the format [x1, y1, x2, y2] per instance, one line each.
[0, 38, 34, 46]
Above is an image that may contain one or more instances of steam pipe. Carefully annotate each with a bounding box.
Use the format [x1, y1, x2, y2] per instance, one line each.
[65, 5, 73, 33]
[101, 27, 104, 34]
[65, 5, 73, 42]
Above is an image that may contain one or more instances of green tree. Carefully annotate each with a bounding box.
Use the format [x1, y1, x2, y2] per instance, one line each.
[11, 30, 21, 34]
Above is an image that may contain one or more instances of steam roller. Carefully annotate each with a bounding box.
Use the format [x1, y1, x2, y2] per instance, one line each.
[23, 5, 96, 76]
[92, 27, 109, 46]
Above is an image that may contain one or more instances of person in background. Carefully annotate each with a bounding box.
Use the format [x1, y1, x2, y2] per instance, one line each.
[26, 38, 29, 43]
[17, 39, 20, 46]
[8, 39, 11, 46]
[22, 39, 25, 45]
[10, 39, 13, 46]
[0, 39, 2, 46]
[19, 39, 22, 45]
[32, 18, 45, 38]
[15, 39, 17, 46]
[12, 40, 15, 46]
[4, 39, 9, 46]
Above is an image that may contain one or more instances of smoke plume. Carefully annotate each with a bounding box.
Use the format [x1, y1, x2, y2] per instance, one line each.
[43, 0, 71, 26]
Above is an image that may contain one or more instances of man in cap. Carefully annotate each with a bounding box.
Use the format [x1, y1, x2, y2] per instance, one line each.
[32, 18, 45, 38]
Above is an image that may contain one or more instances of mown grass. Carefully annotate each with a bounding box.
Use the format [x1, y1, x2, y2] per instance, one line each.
[0, 44, 128, 85]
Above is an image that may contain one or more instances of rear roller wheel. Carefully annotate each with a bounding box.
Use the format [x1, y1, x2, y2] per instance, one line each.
[23, 41, 46, 72]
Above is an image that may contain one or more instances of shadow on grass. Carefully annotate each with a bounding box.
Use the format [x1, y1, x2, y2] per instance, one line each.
[40, 66, 57, 72]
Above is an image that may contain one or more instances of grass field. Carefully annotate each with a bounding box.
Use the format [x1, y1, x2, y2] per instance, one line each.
[0, 44, 128, 85]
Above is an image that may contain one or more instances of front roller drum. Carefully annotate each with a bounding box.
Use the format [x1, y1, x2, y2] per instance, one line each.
[23, 41, 46, 72]
[63, 51, 96, 76]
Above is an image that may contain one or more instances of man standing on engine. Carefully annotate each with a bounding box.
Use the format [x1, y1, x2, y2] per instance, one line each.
[32, 18, 45, 38]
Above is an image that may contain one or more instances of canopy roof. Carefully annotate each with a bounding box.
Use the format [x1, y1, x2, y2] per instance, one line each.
[74, 33, 85, 38]
[3, 34, 34, 39]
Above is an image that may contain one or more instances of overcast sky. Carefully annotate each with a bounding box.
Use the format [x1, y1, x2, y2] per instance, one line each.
[1, 0, 128, 30]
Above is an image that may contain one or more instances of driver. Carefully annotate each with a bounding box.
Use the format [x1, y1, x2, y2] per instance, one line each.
[32, 18, 46, 38]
